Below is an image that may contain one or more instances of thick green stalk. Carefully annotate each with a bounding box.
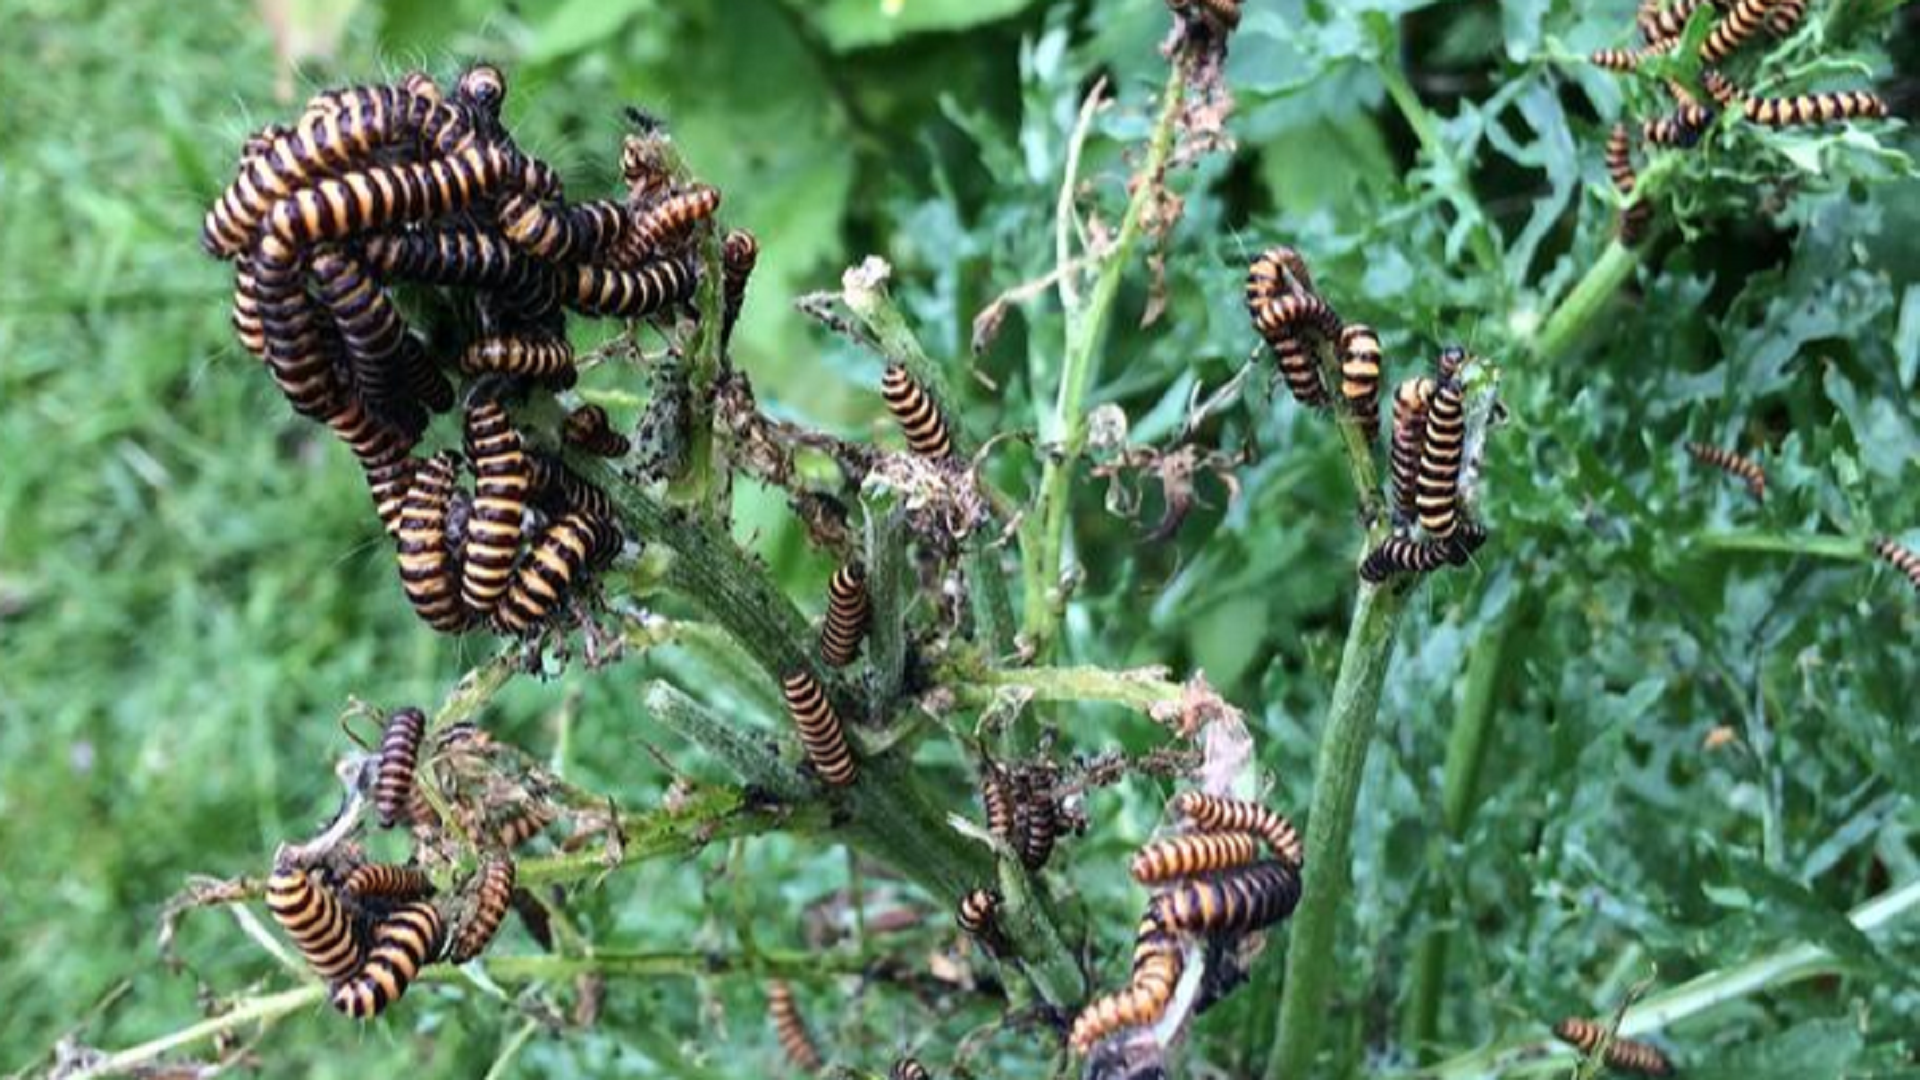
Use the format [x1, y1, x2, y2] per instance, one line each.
[948, 661, 1190, 712]
[1690, 530, 1872, 560]
[1402, 597, 1521, 1059]
[1266, 580, 1413, 1080]
[1529, 241, 1640, 365]
[1025, 65, 1187, 654]
[517, 783, 824, 887]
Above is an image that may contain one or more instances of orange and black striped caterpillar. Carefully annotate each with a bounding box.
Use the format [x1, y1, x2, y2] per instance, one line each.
[562, 404, 631, 458]
[1146, 859, 1302, 935]
[1338, 324, 1383, 430]
[343, 863, 435, 901]
[494, 511, 605, 635]
[616, 186, 722, 265]
[1641, 103, 1716, 149]
[1069, 911, 1186, 1055]
[1166, 0, 1242, 34]
[1553, 1018, 1675, 1077]
[1391, 377, 1436, 524]
[561, 257, 699, 318]
[395, 452, 470, 634]
[448, 855, 515, 963]
[458, 333, 576, 386]
[1606, 124, 1652, 246]
[1170, 791, 1305, 869]
[980, 763, 1065, 870]
[1685, 441, 1766, 501]
[331, 900, 443, 1019]
[1873, 536, 1920, 594]
[1637, 0, 1707, 44]
[1699, 70, 1889, 127]
[956, 887, 1007, 953]
[1130, 831, 1261, 884]
[462, 401, 531, 617]
[780, 671, 858, 786]
[890, 1059, 931, 1080]
[767, 980, 824, 1074]
[1360, 521, 1487, 584]
[498, 194, 629, 263]
[1414, 377, 1468, 541]
[721, 228, 759, 346]
[818, 563, 870, 668]
[263, 143, 528, 248]
[375, 707, 427, 828]
[312, 245, 451, 426]
[880, 364, 954, 460]
[1698, 0, 1773, 63]
[265, 865, 363, 982]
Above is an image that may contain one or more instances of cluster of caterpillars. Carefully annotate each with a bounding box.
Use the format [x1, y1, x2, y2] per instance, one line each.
[264, 707, 545, 1019]
[1245, 246, 1491, 583]
[1590, 0, 1889, 243]
[1069, 791, 1305, 1056]
[203, 64, 759, 637]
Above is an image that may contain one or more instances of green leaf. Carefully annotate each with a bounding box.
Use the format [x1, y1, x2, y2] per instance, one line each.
[523, 0, 658, 64]
[812, 0, 1039, 51]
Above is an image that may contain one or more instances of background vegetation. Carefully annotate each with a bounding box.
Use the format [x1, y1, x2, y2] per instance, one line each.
[2, 0, 1916, 1076]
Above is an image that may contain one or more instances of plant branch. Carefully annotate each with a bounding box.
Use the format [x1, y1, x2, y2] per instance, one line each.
[1688, 530, 1873, 560]
[944, 661, 1189, 714]
[1265, 579, 1414, 1080]
[1529, 239, 1643, 365]
[1024, 63, 1187, 656]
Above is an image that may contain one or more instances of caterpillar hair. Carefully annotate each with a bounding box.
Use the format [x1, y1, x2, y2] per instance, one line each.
[1552, 1018, 1675, 1077]
[330, 901, 443, 1019]
[265, 865, 363, 982]
[780, 671, 858, 786]
[818, 563, 871, 668]
[1685, 441, 1766, 501]
[375, 707, 427, 828]
[448, 855, 515, 963]
[767, 980, 824, 1073]
[1130, 831, 1262, 884]
[1170, 791, 1305, 869]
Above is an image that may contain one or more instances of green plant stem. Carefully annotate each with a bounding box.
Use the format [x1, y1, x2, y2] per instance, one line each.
[1025, 64, 1187, 655]
[1266, 580, 1413, 1080]
[945, 661, 1189, 713]
[1530, 240, 1641, 364]
[63, 947, 888, 1079]
[516, 784, 824, 887]
[1413, 875, 1920, 1079]
[1690, 530, 1872, 560]
[1403, 597, 1521, 1059]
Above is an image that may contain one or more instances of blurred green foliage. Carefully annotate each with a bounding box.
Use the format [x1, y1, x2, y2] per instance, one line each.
[1, 0, 1917, 1077]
